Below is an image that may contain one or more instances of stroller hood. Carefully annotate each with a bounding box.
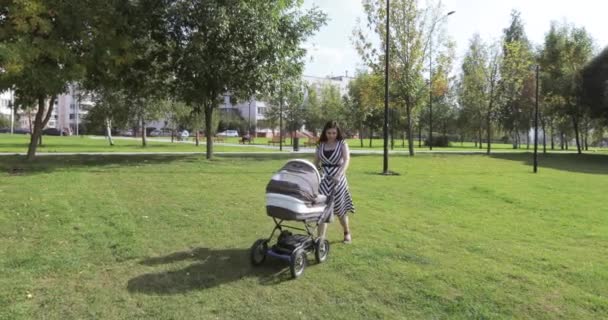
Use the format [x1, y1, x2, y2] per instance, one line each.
[265, 159, 320, 203]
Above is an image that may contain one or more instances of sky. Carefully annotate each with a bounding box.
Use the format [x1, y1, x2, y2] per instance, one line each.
[302, 0, 608, 78]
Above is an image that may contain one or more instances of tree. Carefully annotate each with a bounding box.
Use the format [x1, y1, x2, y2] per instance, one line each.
[500, 41, 534, 148]
[86, 89, 130, 145]
[582, 48, 608, 126]
[0, 115, 10, 128]
[302, 85, 324, 136]
[319, 83, 344, 123]
[540, 21, 595, 154]
[355, 0, 451, 155]
[264, 76, 307, 142]
[499, 10, 534, 149]
[75, 0, 174, 148]
[458, 35, 502, 153]
[0, 0, 98, 159]
[171, 0, 326, 159]
[283, 81, 307, 140]
[347, 71, 383, 147]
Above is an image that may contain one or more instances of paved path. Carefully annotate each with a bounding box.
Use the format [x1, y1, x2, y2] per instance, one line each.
[0, 150, 582, 156]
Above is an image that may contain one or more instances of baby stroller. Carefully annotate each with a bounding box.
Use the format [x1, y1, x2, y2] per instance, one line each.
[250, 159, 334, 278]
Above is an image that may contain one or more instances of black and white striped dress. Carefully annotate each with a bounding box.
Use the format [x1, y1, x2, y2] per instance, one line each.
[318, 140, 355, 218]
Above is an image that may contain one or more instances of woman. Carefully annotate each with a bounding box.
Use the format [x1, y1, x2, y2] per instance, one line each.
[314, 120, 355, 244]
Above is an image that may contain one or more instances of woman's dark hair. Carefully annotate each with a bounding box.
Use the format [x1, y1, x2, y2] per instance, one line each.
[319, 120, 344, 143]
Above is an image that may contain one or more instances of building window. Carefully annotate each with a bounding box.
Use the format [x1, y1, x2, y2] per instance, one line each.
[257, 107, 266, 115]
[70, 103, 76, 110]
[69, 114, 75, 120]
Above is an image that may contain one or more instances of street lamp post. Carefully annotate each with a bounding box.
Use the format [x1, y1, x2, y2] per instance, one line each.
[248, 98, 252, 136]
[428, 11, 455, 151]
[533, 65, 540, 173]
[382, 0, 390, 174]
[9, 88, 14, 134]
[76, 93, 79, 136]
[279, 86, 283, 152]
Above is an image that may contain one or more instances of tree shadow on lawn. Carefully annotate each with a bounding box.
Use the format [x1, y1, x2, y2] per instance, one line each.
[127, 246, 308, 294]
[489, 152, 608, 175]
[0, 154, 199, 176]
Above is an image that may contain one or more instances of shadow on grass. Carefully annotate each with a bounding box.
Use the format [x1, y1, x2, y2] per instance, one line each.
[127, 247, 301, 294]
[0, 154, 197, 176]
[489, 152, 608, 175]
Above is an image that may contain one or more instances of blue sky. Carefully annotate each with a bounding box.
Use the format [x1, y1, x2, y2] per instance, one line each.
[302, 0, 608, 77]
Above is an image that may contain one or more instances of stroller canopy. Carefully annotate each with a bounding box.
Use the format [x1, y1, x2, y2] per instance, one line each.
[265, 159, 320, 203]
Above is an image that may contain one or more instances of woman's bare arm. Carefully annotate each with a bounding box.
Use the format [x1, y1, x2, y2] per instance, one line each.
[340, 142, 350, 176]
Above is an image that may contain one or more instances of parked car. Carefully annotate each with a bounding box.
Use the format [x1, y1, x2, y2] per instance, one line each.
[42, 128, 67, 136]
[14, 128, 31, 135]
[217, 130, 239, 137]
[0, 128, 30, 134]
[119, 129, 134, 136]
[149, 129, 162, 137]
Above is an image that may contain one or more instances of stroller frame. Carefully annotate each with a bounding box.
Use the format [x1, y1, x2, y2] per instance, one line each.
[251, 177, 334, 279]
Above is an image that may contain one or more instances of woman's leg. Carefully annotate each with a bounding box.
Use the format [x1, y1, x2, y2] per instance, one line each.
[339, 215, 351, 243]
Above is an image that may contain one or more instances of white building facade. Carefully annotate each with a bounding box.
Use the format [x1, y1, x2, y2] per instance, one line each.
[217, 74, 353, 136]
[1, 84, 92, 134]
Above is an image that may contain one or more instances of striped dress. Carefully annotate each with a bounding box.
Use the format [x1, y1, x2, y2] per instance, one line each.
[318, 140, 355, 218]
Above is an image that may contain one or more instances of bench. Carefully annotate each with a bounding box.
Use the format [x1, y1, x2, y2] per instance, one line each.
[267, 136, 285, 145]
[213, 136, 225, 143]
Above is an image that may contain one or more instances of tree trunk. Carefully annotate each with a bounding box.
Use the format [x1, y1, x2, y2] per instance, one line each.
[572, 115, 582, 154]
[105, 117, 114, 146]
[486, 111, 492, 155]
[369, 128, 372, 148]
[541, 118, 546, 154]
[195, 130, 200, 146]
[402, 130, 406, 148]
[359, 125, 363, 148]
[512, 131, 517, 149]
[28, 110, 33, 133]
[390, 113, 394, 150]
[526, 130, 530, 150]
[27, 96, 56, 160]
[205, 104, 214, 159]
[171, 128, 175, 143]
[478, 128, 483, 149]
[406, 102, 414, 156]
[418, 123, 422, 148]
[141, 115, 147, 147]
[582, 119, 589, 151]
[550, 123, 555, 150]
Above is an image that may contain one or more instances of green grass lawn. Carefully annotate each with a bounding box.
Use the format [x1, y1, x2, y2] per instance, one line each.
[0, 134, 273, 153]
[1, 153, 607, 319]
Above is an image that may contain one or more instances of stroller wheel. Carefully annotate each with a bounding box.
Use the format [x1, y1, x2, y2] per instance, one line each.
[289, 249, 307, 278]
[315, 238, 330, 263]
[250, 239, 268, 266]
